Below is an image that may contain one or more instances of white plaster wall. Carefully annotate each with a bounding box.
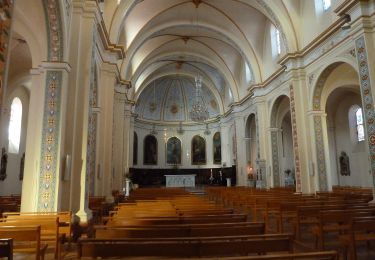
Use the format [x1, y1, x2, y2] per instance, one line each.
[280, 117, 294, 185]
[0, 85, 29, 196]
[262, 21, 281, 80]
[328, 96, 371, 187]
[300, 0, 340, 49]
[133, 122, 227, 169]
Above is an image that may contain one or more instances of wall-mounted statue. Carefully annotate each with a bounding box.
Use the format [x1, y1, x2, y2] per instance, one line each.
[339, 151, 350, 176]
[0, 147, 8, 181]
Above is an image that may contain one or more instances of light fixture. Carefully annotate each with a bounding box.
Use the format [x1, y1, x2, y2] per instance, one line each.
[189, 4, 209, 122]
[189, 75, 209, 122]
[341, 14, 351, 30]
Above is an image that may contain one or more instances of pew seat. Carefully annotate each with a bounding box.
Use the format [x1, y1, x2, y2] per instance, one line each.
[0, 225, 47, 260]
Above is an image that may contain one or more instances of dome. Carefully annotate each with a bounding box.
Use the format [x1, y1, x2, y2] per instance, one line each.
[135, 76, 221, 123]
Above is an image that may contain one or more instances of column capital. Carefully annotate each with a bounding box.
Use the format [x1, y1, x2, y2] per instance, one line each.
[268, 127, 282, 132]
[307, 110, 327, 117]
[41, 62, 71, 72]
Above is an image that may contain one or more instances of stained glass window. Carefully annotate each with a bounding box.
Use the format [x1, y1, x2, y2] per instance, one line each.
[8, 97, 22, 153]
[356, 108, 365, 142]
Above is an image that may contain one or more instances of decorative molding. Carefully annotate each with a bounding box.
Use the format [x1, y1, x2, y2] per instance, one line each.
[87, 43, 98, 196]
[289, 85, 301, 192]
[270, 130, 280, 187]
[355, 36, 375, 179]
[38, 71, 63, 211]
[0, 0, 15, 105]
[313, 115, 328, 191]
[43, 0, 64, 61]
[37, 0, 65, 211]
[255, 110, 260, 160]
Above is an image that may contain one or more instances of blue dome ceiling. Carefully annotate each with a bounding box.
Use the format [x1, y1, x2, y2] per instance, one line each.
[135, 76, 221, 123]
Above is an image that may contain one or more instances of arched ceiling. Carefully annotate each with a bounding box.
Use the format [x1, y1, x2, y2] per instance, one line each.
[109, 0, 298, 122]
[135, 76, 221, 123]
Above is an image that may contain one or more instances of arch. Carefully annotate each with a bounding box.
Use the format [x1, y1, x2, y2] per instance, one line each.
[311, 61, 360, 191]
[109, 0, 296, 52]
[122, 22, 260, 84]
[143, 135, 158, 165]
[42, 0, 64, 61]
[166, 137, 182, 165]
[245, 113, 257, 180]
[269, 94, 291, 187]
[325, 87, 370, 187]
[130, 46, 240, 101]
[191, 135, 206, 165]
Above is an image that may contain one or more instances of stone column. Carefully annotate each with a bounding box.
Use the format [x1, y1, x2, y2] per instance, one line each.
[112, 91, 127, 193]
[308, 111, 331, 192]
[219, 121, 232, 169]
[354, 35, 375, 202]
[268, 128, 282, 187]
[21, 62, 70, 212]
[254, 101, 268, 188]
[96, 63, 116, 200]
[65, 0, 101, 223]
[122, 107, 132, 188]
[283, 71, 317, 194]
[234, 115, 247, 186]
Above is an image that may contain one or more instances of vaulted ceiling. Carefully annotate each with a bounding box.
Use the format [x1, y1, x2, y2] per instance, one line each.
[108, 0, 299, 120]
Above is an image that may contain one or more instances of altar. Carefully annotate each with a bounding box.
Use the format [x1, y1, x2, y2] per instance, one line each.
[165, 174, 196, 187]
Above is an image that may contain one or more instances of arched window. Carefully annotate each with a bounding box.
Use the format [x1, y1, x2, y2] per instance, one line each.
[271, 25, 281, 57]
[8, 97, 22, 153]
[355, 108, 365, 142]
[191, 135, 206, 165]
[143, 135, 157, 165]
[166, 137, 181, 165]
[323, 0, 331, 11]
[244, 62, 252, 83]
[213, 132, 221, 164]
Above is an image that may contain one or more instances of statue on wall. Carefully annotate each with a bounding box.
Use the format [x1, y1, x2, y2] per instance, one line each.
[339, 151, 350, 176]
[0, 147, 8, 181]
[19, 152, 25, 180]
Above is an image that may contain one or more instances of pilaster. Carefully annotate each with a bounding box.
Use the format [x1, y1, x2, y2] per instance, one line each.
[65, 0, 101, 223]
[21, 62, 71, 212]
[254, 101, 268, 188]
[233, 115, 247, 186]
[308, 110, 330, 192]
[268, 127, 282, 187]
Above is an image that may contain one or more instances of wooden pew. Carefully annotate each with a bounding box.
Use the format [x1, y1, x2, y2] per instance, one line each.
[94, 222, 265, 238]
[0, 225, 47, 260]
[78, 234, 297, 258]
[0, 238, 12, 260]
[2, 211, 72, 243]
[0, 215, 62, 259]
[91, 251, 338, 259]
[339, 216, 375, 260]
[311, 209, 375, 249]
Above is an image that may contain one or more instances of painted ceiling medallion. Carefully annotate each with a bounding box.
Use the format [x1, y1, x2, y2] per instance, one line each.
[210, 99, 217, 109]
[170, 104, 179, 114]
[149, 102, 156, 112]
